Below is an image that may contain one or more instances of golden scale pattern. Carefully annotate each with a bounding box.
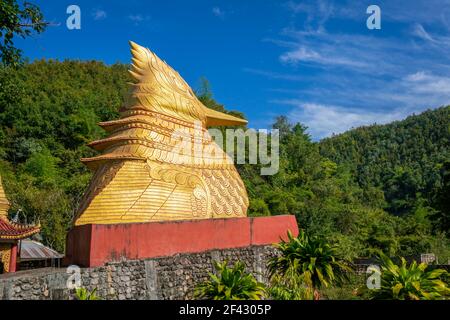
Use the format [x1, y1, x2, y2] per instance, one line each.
[74, 41, 249, 226]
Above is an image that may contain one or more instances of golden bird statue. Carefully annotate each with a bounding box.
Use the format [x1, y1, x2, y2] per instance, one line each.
[74, 41, 249, 226]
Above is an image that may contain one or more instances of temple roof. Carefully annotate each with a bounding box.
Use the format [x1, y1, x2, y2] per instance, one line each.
[0, 217, 40, 240]
[0, 176, 40, 240]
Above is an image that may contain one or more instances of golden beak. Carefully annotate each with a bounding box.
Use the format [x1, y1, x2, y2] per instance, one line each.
[204, 107, 248, 127]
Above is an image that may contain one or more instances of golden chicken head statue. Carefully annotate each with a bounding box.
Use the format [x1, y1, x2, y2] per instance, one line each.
[74, 41, 249, 226]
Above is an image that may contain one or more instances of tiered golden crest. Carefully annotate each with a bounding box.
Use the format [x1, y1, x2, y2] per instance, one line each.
[74, 41, 249, 226]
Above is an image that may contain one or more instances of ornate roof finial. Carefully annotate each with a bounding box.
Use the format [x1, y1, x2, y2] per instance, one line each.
[0, 175, 40, 240]
[0, 175, 10, 218]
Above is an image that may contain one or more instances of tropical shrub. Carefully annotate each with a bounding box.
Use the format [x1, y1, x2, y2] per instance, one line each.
[370, 253, 450, 300]
[268, 231, 352, 299]
[194, 260, 266, 300]
[268, 260, 314, 300]
[321, 274, 368, 300]
[74, 287, 101, 300]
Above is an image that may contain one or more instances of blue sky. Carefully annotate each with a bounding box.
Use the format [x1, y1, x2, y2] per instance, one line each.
[16, 0, 450, 139]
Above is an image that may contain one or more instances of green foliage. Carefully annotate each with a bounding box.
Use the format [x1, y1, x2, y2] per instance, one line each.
[74, 287, 101, 300]
[370, 253, 450, 300]
[432, 161, 450, 233]
[321, 274, 368, 300]
[246, 109, 449, 262]
[267, 263, 314, 300]
[194, 261, 266, 300]
[268, 231, 352, 299]
[0, 0, 48, 66]
[0, 61, 129, 252]
[319, 107, 450, 220]
[248, 198, 270, 217]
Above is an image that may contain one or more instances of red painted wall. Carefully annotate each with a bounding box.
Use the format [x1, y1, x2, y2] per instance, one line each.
[65, 215, 298, 267]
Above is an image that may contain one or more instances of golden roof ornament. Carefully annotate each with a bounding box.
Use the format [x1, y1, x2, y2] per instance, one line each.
[0, 175, 10, 218]
[0, 175, 41, 243]
[74, 41, 249, 226]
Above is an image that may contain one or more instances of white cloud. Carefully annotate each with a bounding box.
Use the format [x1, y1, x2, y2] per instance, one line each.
[380, 0, 450, 26]
[404, 71, 450, 95]
[412, 24, 435, 42]
[246, 0, 450, 138]
[279, 46, 366, 68]
[280, 47, 320, 62]
[92, 9, 107, 21]
[285, 1, 311, 14]
[128, 14, 150, 25]
[243, 68, 305, 81]
[262, 70, 450, 138]
[411, 23, 450, 49]
[272, 28, 415, 76]
[404, 71, 429, 82]
[129, 14, 144, 22]
[212, 7, 225, 19]
[285, 0, 334, 30]
[277, 101, 410, 138]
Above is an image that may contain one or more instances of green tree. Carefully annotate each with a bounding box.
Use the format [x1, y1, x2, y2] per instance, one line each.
[0, 60, 129, 251]
[432, 161, 450, 233]
[0, 0, 48, 66]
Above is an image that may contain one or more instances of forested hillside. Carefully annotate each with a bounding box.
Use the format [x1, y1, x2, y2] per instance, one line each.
[0, 61, 448, 262]
[319, 108, 449, 229]
[0, 60, 129, 249]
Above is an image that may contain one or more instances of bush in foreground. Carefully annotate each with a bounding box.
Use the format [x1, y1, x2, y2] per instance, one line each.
[194, 260, 265, 300]
[369, 253, 450, 300]
[268, 231, 352, 299]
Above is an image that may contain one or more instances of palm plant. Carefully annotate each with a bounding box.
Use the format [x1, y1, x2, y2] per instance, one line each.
[194, 260, 266, 300]
[370, 253, 450, 300]
[268, 230, 352, 299]
[74, 287, 101, 300]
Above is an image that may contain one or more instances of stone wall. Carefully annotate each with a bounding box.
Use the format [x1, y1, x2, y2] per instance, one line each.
[0, 245, 277, 300]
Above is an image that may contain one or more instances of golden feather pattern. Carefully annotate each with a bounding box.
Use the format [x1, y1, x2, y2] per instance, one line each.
[127, 41, 205, 124]
[74, 41, 249, 226]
